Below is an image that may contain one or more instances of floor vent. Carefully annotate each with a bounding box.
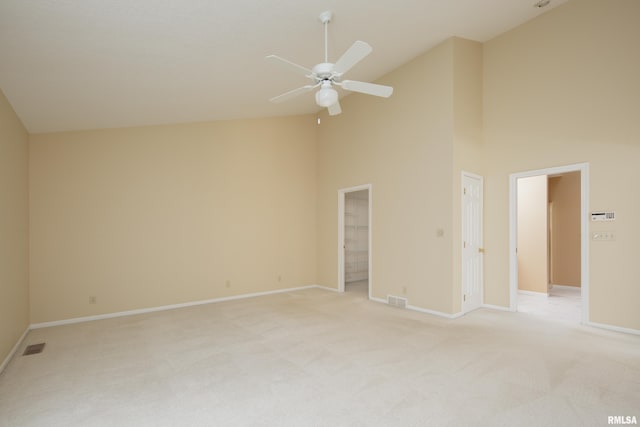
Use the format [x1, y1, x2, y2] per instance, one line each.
[387, 295, 407, 308]
[23, 343, 46, 356]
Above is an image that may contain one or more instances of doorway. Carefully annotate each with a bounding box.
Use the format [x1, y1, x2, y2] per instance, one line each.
[338, 184, 372, 299]
[509, 163, 589, 323]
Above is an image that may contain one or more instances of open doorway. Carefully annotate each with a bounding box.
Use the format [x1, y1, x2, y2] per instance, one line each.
[510, 163, 589, 324]
[338, 184, 372, 299]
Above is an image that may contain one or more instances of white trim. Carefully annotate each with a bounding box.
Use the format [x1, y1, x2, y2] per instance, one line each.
[337, 184, 373, 300]
[369, 297, 463, 319]
[11, 286, 638, 352]
[481, 304, 511, 312]
[30, 285, 317, 329]
[518, 290, 548, 297]
[586, 321, 640, 336]
[314, 285, 340, 293]
[407, 304, 464, 319]
[0, 327, 30, 374]
[509, 162, 590, 324]
[549, 284, 580, 291]
[461, 171, 484, 314]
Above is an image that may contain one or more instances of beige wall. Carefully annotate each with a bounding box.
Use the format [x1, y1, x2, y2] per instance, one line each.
[452, 38, 484, 312]
[317, 38, 481, 315]
[0, 89, 30, 364]
[317, 39, 455, 313]
[484, 0, 640, 329]
[4, 0, 640, 334]
[29, 116, 317, 323]
[517, 175, 548, 293]
[548, 172, 581, 286]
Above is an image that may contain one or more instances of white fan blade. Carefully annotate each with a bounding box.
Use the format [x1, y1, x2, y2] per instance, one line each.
[266, 55, 313, 77]
[341, 80, 393, 98]
[328, 101, 342, 116]
[333, 41, 372, 75]
[269, 84, 317, 103]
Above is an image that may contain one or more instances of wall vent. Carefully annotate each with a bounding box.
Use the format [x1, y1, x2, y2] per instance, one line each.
[23, 343, 46, 356]
[387, 295, 407, 308]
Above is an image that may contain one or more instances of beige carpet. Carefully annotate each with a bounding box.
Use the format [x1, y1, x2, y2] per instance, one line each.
[1, 287, 638, 427]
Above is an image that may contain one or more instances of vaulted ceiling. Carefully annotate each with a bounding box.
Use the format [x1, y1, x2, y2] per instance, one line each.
[0, 0, 566, 133]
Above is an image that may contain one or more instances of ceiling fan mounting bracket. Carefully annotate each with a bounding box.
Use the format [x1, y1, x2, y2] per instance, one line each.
[318, 11, 333, 25]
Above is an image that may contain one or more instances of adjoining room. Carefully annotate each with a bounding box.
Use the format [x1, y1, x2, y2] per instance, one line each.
[516, 169, 583, 323]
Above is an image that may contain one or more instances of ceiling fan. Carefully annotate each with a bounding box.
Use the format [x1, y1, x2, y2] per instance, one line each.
[266, 10, 393, 116]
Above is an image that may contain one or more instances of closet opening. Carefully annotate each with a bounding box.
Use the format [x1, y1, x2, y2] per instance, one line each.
[338, 185, 372, 299]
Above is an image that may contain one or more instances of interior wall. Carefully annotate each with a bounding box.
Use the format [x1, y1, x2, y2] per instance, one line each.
[483, 0, 640, 329]
[4, 0, 638, 335]
[451, 38, 484, 312]
[548, 172, 581, 286]
[517, 175, 548, 294]
[0, 89, 30, 364]
[29, 116, 318, 324]
[316, 39, 455, 314]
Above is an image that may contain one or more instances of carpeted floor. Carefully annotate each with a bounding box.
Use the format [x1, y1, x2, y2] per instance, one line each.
[1, 287, 638, 427]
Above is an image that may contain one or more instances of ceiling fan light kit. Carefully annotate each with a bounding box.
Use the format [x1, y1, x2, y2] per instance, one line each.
[267, 10, 393, 116]
[315, 82, 339, 107]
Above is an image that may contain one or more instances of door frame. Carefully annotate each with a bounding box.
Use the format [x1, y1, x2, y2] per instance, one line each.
[462, 171, 484, 314]
[509, 162, 589, 323]
[338, 184, 372, 299]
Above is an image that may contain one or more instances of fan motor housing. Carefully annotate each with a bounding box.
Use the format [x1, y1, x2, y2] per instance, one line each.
[312, 62, 334, 80]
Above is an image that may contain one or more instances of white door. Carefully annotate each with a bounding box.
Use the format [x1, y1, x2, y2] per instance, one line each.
[462, 172, 483, 313]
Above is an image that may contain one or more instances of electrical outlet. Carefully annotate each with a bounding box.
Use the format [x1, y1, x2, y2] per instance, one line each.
[402, 286, 407, 295]
[89, 296, 96, 304]
[225, 280, 231, 288]
[277, 275, 282, 282]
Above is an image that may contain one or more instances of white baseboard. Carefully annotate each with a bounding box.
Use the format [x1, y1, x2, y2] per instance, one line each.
[586, 321, 640, 336]
[481, 304, 512, 312]
[0, 327, 30, 375]
[407, 304, 464, 319]
[313, 285, 340, 293]
[549, 284, 581, 290]
[369, 296, 462, 319]
[518, 290, 548, 297]
[22, 286, 640, 339]
[30, 285, 318, 329]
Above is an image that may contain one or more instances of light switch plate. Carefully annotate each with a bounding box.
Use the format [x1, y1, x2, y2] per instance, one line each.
[592, 231, 616, 241]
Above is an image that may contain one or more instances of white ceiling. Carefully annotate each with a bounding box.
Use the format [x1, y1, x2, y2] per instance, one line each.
[0, 0, 566, 133]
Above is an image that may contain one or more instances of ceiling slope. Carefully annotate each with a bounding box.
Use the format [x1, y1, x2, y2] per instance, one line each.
[0, 0, 566, 132]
